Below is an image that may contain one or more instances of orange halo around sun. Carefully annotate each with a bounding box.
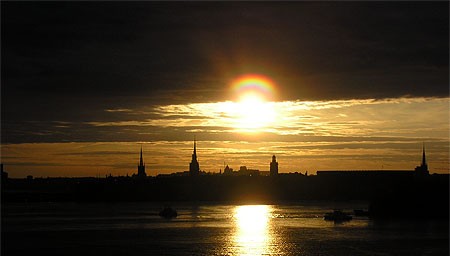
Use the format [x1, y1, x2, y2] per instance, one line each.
[230, 74, 277, 101]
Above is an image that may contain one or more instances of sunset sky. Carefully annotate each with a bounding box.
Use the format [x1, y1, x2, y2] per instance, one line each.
[2, 2, 449, 177]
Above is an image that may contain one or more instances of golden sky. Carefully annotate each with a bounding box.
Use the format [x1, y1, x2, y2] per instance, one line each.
[2, 97, 448, 177]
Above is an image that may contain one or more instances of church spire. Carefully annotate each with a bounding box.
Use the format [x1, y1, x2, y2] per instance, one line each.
[137, 145, 147, 178]
[415, 143, 429, 176]
[421, 143, 427, 166]
[189, 136, 200, 176]
[194, 136, 197, 156]
[140, 146, 144, 166]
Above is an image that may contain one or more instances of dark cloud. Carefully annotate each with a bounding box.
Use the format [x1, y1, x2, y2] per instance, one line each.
[2, 2, 448, 143]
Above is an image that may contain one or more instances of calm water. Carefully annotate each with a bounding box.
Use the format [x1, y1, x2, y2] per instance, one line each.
[2, 202, 448, 255]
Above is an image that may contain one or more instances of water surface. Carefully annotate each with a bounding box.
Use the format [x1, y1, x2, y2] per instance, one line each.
[2, 202, 448, 255]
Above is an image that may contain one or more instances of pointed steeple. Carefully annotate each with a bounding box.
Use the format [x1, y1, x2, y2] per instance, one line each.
[191, 136, 198, 162]
[415, 143, 429, 176]
[137, 145, 147, 178]
[140, 146, 144, 166]
[193, 136, 197, 156]
[189, 136, 200, 176]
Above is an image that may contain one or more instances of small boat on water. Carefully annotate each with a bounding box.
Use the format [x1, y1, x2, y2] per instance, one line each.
[159, 207, 178, 219]
[324, 210, 352, 222]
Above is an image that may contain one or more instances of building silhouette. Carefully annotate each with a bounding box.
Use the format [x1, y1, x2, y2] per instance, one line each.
[415, 144, 429, 176]
[223, 165, 233, 175]
[270, 155, 278, 176]
[137, 146, 147, 178]
[238, 166, 260, 176]
[189, 138, 200, 176]
[318, 144, 431, 179]
[221, 165, 262, 176]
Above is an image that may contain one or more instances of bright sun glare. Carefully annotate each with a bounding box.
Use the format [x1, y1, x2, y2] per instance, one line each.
[237, 93, 276, 130]
[221, 74, 278, 132]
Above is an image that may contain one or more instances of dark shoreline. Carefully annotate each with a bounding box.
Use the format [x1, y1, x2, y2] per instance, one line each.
[2, 173, 448, 219]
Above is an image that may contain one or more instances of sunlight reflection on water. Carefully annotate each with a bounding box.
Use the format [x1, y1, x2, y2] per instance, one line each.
[4, 202, 448, 255]
[233, 205, 274, 255]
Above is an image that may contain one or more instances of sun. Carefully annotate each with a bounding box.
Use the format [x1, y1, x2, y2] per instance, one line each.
[234, 92, 276, 131]
[227, 74, 278, 132]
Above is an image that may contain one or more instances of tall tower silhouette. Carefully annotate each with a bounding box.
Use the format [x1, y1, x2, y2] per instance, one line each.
[270, 155, 278, 176]
[137, 146, 147, 178]
[189, 137, 200, 176]
[421, 144, 427, 168]
[415, 144, 429, 176]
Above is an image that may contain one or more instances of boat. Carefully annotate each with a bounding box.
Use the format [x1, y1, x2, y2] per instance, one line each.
[159, 207, 178, 219]
[324, 210, 352, 221]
